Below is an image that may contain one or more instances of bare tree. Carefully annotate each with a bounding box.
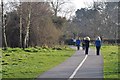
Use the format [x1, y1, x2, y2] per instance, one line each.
[51, 0, 70, 16]
[2, 2, 65, 47]
[61, 5, 75, 19]
[29, 2, 61, 47]
[8, 1, 23, 48]
[10, 0, 23, 48]
[1, 1, 4, 48]
[3, 15, 8, 49]
[23, 2, 32, 48]
[1, 1, 8, 49]
[19, 1, 22, 48]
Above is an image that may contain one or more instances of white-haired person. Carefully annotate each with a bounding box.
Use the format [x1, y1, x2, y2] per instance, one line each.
[95, 36, 102, 55]
[84, 37, 90, 55]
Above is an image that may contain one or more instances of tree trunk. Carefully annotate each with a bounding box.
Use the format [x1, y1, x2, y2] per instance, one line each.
[1, 1, 8, 50]
[115, 26, 118, 45]
[24, 3, 31, 49]
[3, 16, 8, 49]
[19, 2, 22, 48]
[1, 1, 3, 48]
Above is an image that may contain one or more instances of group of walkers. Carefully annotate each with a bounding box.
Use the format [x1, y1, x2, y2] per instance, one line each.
[75, 36, 102, 55]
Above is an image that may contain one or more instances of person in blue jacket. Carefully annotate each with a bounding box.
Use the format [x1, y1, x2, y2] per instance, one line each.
[76, 37, 81, 50]
[95, 36, 102, 55]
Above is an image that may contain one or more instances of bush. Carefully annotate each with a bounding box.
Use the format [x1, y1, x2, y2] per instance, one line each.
[2, 62, 9, 65]
[5, 54, 10, 56]
[24, 48, 39, 52]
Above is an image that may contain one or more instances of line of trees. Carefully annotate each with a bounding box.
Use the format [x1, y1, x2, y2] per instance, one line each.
[1, 1, 119, 49]
[64, 2, 119, 41]
[1, 1, 72, 49]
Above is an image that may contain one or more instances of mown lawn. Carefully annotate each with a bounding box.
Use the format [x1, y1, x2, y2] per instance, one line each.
[1, 47, 75, 79]
[101, 45, 119, 78]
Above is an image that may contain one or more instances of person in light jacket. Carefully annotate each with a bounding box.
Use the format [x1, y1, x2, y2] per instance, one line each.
[95, 36, 102, 55]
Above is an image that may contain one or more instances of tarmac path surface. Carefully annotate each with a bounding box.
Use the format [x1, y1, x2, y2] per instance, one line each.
[36, 46, 103, 80]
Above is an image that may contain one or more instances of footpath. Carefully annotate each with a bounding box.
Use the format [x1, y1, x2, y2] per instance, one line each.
[36, 46, 103, 80]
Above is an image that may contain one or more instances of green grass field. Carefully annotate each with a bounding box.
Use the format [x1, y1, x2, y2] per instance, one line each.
[1, 45, 119, 79]
[101, 45, 119, 78]
[1, 47, 75, 79]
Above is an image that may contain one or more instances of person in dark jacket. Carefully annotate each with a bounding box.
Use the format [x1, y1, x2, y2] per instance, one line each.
[95, 36, 102, 55]
[76, 37, 81, 50]
[84, 37, 90, 55]
[82, 38, 85, 50]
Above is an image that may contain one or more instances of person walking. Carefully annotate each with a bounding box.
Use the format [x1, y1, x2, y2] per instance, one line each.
[76, 37, 81, 50]
[82, 38, 85, 50]
[84, 37, 90, 55]
[95, 36, 102, 55]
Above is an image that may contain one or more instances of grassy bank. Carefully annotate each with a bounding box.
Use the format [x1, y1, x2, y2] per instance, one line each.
[1, 47, 75, 79]
[101, 45, 119, 78]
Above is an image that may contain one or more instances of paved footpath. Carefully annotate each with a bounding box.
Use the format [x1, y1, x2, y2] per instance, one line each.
[36, 46, 103, 80]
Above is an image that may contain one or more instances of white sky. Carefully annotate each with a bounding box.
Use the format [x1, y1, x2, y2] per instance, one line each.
[72, 0, 93, 9]
[72, 0, 120, 9]
[0, 0, 120, 9]
[0, 0, 119, 19]
[0, 0, 94, 15]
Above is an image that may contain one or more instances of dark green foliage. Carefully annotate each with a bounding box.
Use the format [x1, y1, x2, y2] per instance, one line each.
[5, 54, 10, 56]
[111, 52, 117, 54]
[2, 62, 9, 65]
[12, 62, 18, 65]
[24, 48, 39, 52]
[52, 47, 62, 50]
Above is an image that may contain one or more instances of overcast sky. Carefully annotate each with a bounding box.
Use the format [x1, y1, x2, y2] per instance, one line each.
[0, 0, 119, 19]
[72, 0, 94, 9]
[1, 0, 88, 9]
[0, 0, 94, 16]
[1, 0, 120, 9]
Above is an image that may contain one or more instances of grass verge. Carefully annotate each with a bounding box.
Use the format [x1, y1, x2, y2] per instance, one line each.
[101, 45, 119, 78]
[1, 47, 75, 79]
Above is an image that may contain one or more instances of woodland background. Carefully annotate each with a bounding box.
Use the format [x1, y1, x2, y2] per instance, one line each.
[0, 1, 119, 48]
